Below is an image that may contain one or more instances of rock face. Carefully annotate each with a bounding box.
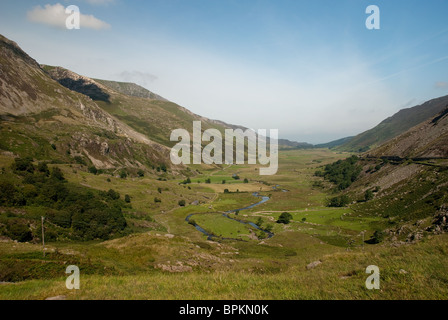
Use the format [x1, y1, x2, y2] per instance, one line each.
[306, 260, 322, 270]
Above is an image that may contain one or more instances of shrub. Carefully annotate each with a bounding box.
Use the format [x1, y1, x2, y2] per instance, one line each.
[328, 195, 350, 207]
[154, 197, 161, 203]
[365, 190, 374, 201]
[124, 195, 131, 203]
[50, 167, 65, 181]
[7, 223, 32, 242]
[178, 199, 186, 207]
[88, 166, 98, 175]
[277, 212, 293, 224]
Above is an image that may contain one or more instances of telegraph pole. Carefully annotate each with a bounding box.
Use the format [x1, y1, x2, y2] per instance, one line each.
[41, 216, 45, 257]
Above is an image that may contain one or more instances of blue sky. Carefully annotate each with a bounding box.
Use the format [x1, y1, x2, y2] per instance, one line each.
[1, 0, 448, 143]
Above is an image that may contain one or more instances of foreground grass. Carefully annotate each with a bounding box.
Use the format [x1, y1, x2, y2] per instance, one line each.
[1, 234, 448, 300]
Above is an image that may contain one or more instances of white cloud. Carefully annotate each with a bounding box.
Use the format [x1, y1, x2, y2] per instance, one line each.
[84, 0, 115, 5]
[435, 81, 448, 89]
[27, 3, 110, 30]
[115, 71, 158, 87]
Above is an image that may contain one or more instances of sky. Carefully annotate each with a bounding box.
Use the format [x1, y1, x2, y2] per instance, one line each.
[1, 0, 448, 144]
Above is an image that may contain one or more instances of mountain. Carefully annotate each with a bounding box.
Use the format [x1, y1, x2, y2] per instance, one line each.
[0, 34, 171, 171]
[367, 106, 448, 159]
[93, 79, 167, 101]
[333, 106, 448, 243]
[337, 95, 448, 152]
[42, 65, 233, 148]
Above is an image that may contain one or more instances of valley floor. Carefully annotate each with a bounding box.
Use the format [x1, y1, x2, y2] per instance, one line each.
[1, 149, 447, 300]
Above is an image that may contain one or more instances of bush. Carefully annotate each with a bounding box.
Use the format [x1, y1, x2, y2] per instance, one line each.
[50, 167, 65, 181]
[7, 223, 32, 242]
[328, 195, 350, 207]
[12, 157, 34, 173]
[244, 178, 249, 183]
[178, 199, 186, 207]
[124, 195, 131, 203]
[137, 169, 145, 177]
[88, 166, 98, 175]
[368, 230, 385, 244]
[107, 189, 120, 200]
[154, 197, 161, 203]
[365, 190, 374, 201]
[277, 212, 293, 224]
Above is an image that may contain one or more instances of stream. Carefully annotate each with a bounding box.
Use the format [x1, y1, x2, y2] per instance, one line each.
[185, 192, 274, 241]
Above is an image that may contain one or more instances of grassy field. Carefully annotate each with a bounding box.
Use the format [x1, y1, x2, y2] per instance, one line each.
[1, 149, 447, 300]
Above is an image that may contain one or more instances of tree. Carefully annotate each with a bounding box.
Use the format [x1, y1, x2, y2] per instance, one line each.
[178, 199, 186, 207]
[158, 187, 162, 194]
[124, 194, 131, 203]
[107, 189, 120, 200]
[222, 180, 226, 184]
[38, 162, 50, 176]
[13, 157, 34, 173]
[7, 223, 32, 242]
[88, 166, 98, 175]
[224, 189, 230, 194]
[277, 212, 293, 224]
[120, 171, 127, 179]
[205, 178, 211, 184]
[51, 167, 65, 181]
[328, 195, 350, 207]
[137, 169, 145, 177]
[244, 178, 249, 183]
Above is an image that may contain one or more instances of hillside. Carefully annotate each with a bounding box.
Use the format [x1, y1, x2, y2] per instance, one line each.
[338, 95, 448, 152]
[315, 136, 354, 149]
[0, 34, 170, 170]
[43, 65, 232, 147]
[367, 106, 448, 159]
[93, 79, 167, 101]
[323, 107, 448, 244]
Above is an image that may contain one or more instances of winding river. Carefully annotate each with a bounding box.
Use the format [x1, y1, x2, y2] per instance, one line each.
[185, 192, 274, 241]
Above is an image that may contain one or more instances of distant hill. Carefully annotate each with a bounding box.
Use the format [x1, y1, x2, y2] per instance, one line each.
[315, 136, 354, 149]
[338, 95, 448, 152]
[278, 139, 314, 149]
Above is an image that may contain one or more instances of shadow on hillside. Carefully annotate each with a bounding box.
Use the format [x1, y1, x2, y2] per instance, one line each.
[57, 78, 110, 103]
